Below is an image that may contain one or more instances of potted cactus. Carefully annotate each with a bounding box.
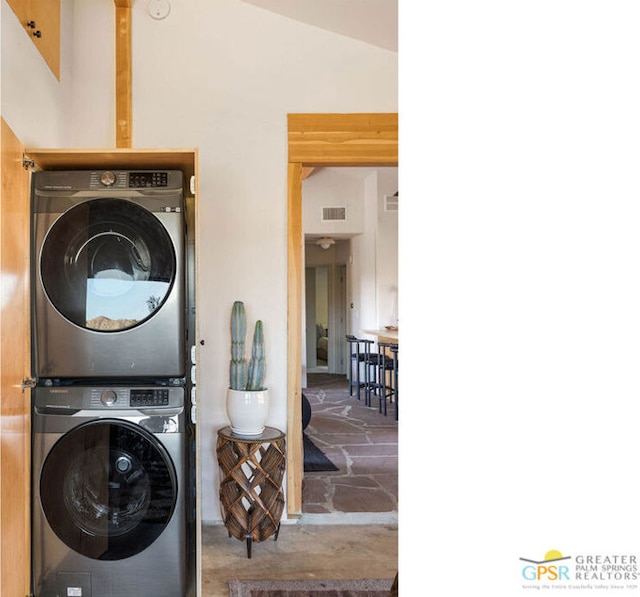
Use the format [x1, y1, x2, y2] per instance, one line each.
[226, 301, 269, 435]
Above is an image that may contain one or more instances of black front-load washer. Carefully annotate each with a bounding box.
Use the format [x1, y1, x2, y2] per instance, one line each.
[31, 385, 187, 597]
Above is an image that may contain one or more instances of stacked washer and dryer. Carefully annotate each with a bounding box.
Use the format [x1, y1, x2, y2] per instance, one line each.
[30, 170, 194, 597]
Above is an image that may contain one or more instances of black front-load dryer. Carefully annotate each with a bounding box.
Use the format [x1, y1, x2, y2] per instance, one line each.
[31, 170, 185, 381]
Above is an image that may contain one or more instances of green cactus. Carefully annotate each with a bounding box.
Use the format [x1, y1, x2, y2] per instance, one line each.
[246, 320, 265, 390]
[229, 301, 266, 391]
[230, 301, 247, 390]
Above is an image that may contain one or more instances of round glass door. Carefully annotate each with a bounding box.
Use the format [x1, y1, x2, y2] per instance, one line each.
[40, 419, 177, 560]
[40, 198, 176, 331]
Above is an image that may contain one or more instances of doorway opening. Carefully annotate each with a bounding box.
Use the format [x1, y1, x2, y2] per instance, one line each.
[305, 263, 347, 375]
[286, 113, 398, 517]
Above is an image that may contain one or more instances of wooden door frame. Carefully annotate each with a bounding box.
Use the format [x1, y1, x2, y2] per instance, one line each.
[286, 113, 398, 516]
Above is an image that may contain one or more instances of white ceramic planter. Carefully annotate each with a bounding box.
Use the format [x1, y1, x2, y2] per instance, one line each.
[226, 388, 269, 436]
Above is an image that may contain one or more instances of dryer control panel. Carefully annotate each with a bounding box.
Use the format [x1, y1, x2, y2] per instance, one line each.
[128, 172, 169, 188]
[130, 388, 170, 407]
[89, 170, 175, 189]
[33, 170, 183, 192]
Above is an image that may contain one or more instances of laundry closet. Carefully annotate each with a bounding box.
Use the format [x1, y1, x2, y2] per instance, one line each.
[0, 141, 200, 597]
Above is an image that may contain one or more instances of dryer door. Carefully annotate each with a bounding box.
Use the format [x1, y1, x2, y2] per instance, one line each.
[39, 419, 177, 560]
[40, 198, 176, 332]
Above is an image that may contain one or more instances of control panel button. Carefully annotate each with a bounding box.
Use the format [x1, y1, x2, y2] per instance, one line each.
[100, 390, 117, 406]
[100, 171, 116, 186]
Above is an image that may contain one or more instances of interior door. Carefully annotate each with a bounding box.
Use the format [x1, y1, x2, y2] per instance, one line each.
[329, 263, 347, 374]
[304, 267, 318, 369]
[1, 117, 32, 596]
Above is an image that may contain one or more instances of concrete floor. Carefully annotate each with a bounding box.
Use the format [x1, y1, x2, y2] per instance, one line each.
[200, 522, 398, 596]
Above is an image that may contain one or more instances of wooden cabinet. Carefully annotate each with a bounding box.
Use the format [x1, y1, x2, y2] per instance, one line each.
[24, 148, 197, 183]
[0, 138, 199, 596]
[6, 0, 61, 79]
[0, 117, 32, 597]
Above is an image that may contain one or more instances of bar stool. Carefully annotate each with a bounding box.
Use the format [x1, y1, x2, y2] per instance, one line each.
[390, 344, 398, 421]
[361, 339, 378, 407]
[345, 335, 367, 401]
[374, 342, 398, 415]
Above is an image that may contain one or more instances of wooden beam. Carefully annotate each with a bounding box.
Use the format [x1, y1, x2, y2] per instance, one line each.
[115, 2, 132, 148]
[288, 113, 398, 166]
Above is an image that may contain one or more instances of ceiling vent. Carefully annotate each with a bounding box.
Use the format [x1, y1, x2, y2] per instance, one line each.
[384, 193, 399, 212]
[322, 206, 347, 222]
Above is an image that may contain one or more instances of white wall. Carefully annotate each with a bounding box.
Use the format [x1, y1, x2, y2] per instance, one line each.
[1, 0, 397, 523]
[65, 0, 113, 147]
[0, 0, 74, 145]
[303, 168, 367, 237]
[376, 170, 399, 328]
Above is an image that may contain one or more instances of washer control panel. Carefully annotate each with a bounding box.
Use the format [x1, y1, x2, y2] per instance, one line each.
[33, 386, 182, 410]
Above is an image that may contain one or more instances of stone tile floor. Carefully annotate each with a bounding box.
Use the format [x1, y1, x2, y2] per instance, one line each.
[302, 373, 398, 514]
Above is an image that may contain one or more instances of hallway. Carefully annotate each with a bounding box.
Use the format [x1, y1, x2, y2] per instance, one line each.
[302, 373, 398, 514]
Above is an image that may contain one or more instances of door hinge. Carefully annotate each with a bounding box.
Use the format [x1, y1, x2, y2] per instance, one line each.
[22, 156, 36, 170]
[21, 378, 36, 392]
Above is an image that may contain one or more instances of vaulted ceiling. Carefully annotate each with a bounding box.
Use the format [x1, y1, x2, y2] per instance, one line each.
[239, 0, 398, 52]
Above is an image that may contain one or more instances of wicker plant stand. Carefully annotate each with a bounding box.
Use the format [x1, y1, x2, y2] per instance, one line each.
[216, 426, 286, 558]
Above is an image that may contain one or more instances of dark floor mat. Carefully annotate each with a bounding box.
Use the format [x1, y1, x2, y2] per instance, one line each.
[303, 433, 339, 472]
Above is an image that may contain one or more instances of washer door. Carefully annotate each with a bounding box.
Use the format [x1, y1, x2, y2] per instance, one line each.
[40, 419, 178, 561]
[40, 198, 176, 332]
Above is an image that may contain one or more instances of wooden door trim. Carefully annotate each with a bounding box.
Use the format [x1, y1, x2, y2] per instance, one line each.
[286, 113, 398, 516]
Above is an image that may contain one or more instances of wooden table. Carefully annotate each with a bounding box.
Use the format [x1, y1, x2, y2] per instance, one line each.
[216, 426, 286, 558]
[361, 328, 398, 344]
[361, 330, 398, 419]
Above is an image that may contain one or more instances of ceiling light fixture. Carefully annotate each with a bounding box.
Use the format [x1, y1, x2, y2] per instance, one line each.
[316, 237, 335, 250]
